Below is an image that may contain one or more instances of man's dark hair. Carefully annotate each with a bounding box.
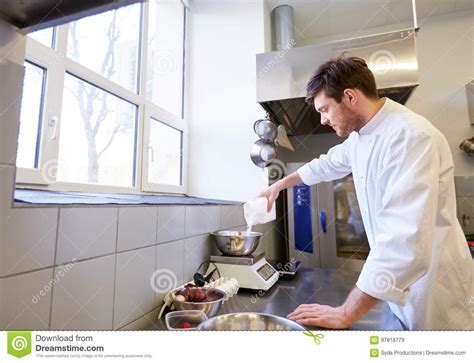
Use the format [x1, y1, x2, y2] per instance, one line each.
[305, 56, 379, 104]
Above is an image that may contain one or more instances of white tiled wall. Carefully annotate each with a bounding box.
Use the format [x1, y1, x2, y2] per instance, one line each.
[1, 268, 54, 330]
[221, 205, 247, 230]
[1, 208, 58, 276]
[50, 255, 116, 330]
[117, 207, 158, 251]
[0, 203, 245, 331]
[185, 205, 221, 237]
[155, 240, 185, 306]
[0, 60, 24, 166]
[183, 234, 220, 283]
[157, 206, 185, 243]
[56, 207, 118, 264]
[114, 246, 156, 329]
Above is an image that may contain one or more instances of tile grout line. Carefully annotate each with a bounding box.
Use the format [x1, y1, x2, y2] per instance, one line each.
[117, 304, 161, 331]
[2, 227, 225, 280]
[182, 206, 187, 285]
[111, 208, 120, 330]
[47, 206, 61, 330]
[152, 206, 159, 313]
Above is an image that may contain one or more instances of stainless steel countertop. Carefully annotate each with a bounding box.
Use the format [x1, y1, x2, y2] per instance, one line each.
[150, 267, 403, 330]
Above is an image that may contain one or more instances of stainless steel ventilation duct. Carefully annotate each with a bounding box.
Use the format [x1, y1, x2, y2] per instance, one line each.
[256, 29, 419, 135]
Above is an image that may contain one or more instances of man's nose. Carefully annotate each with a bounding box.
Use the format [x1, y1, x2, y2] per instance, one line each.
[321, 117, 329, 125]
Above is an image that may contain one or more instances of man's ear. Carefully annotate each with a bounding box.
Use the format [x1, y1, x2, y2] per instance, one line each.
[343, 89, 358, 106]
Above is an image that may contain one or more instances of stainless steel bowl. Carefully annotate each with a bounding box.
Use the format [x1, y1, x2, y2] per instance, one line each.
[197, 313, 305, 331]
[212, 230, 263, 256]
[171, 288, 226, 318]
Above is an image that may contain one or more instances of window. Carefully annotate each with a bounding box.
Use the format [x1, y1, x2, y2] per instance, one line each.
[67, 5, 141, 92]
[148, 118, 182, 186]
[147, 0, 185, 117]
[16, 62, 46, 169]
[16, 0, 187, 194]
[58, 74, 138, 187]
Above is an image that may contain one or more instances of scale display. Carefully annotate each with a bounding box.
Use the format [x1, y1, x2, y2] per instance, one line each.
[257, 263, 276, 281]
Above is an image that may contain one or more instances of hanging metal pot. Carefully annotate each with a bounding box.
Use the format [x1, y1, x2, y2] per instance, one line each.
[254, 119, 278, 143]
[250, 140, 277, 167]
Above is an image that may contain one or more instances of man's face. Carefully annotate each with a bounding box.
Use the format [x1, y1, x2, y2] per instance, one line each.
[313, 91, 364, 137]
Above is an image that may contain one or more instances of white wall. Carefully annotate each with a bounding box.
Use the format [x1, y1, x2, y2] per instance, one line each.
[405, 10, 473, 176]
[0, 19, 27, 66]
[278, 10, 474, 177]
[186, 0, 270, 202]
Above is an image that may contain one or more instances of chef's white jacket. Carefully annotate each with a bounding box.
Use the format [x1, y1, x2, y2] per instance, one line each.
[297, 98, 473, 330]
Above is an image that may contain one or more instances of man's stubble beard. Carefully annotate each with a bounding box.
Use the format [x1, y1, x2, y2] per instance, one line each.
[337, 104, 366, 137]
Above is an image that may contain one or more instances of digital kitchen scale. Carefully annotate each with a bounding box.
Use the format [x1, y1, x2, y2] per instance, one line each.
[207, 253, 279, 291]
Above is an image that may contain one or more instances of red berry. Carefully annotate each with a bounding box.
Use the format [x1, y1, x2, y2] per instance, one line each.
[180, 322, 192, 329]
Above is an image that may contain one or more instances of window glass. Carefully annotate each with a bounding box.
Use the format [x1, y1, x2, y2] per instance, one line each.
[147, 0, 185, 117]
[17, 62, 46, 169]
[67, 4, 141, 92]
[58, 74, 138, 187]
[148, 118, 182, 186]
[29, 28, 55, 48]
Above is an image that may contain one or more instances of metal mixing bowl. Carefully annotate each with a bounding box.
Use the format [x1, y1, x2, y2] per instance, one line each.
[171, 288, 226, 318]
[197, 313, 305, 331]
[211, 230, 263, 256]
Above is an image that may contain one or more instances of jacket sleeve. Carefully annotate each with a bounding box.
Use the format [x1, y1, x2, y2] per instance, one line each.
[356, 130, 439, 305]
[296, 136, 352, 186]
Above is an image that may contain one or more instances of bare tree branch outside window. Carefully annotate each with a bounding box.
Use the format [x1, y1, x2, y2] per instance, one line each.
[67, 11, 132, 183]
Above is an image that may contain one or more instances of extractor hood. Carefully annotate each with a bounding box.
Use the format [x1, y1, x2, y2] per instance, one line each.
[256, 29, 419, 136]
[0, 0, 146, 32]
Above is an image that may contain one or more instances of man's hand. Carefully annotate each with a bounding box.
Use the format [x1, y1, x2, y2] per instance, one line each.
[287, 303, 351, 329]
[287, 287, 379, 329]
[258, 184, 281, 212]
[257, 171, 304, 212]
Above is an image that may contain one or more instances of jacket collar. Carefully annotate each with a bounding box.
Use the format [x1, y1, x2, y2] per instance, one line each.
[358, 97, 392, 136]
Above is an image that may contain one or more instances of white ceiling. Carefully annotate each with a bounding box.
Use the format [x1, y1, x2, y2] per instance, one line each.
[265, 0, 474, 43]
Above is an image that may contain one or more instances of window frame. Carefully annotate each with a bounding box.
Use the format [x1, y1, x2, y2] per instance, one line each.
[142, 104, 187, 194]
[16, 1, 188, 195]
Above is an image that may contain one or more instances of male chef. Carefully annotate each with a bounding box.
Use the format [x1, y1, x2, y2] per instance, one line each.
[259, 56, 473, 330]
